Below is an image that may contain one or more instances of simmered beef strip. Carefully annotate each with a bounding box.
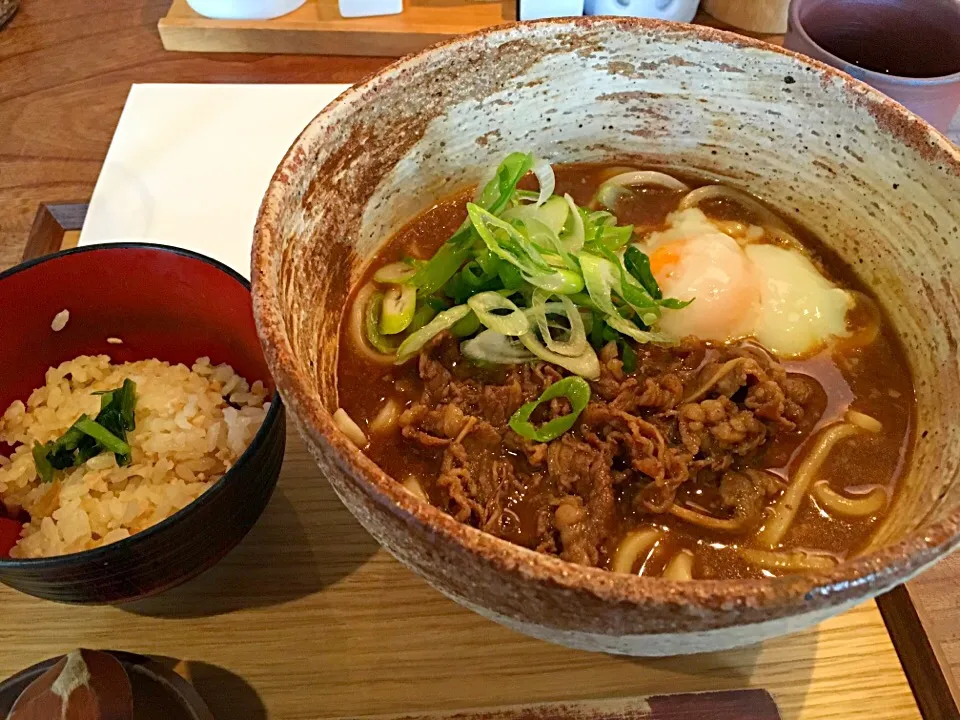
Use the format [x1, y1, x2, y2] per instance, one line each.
[398, 333, 820, 568]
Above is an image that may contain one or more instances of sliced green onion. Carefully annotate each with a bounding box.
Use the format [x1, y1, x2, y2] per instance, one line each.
[561, 194, 585, 254]
[569, 292, 599, 311]
[450, 311, 481, 337]
[509, 376, 592, 442]
[525, 267, 584, 295]
[461, 329, 536, 365]
[423, 296, 450, 312]
[498, 263, 525, 290]
[579, 253, 621, 318]
[606, 313, 672, 345]
[597, 224, 634, 251]
[589, 209, 615, 226]
[474, 249, 502, 275]
[595, 243, 660, 320]
[531, 290, 588, 357]
[503, 194, 569, 235]
[407, 304, 438, 334]
[522, 217, 578, 272]
[374, 261, 417, 285]
[531, 157, 556, 207]
[395, 304, 472, 364]
[519, 332, 600, 380]
[460, 259, 499, 290]
[621, 342, 638, 374]
[365, 292, 399, 354]
[468, 291, 530, 336]
[467, 203, 556, 279]
[380, 284, 417, 335]
[410, 240, 474, 297]
[475, 152, 534, 215]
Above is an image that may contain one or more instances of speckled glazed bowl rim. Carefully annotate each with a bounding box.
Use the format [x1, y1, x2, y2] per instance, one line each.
[788, 0, 960, 86]
[253, 17, 960, 620]
[0, 242, 285, 570]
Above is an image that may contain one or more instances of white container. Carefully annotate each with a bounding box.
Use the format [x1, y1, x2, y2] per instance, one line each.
[584, 0, 699, 22]
[338, 0, 402, 17]
[186, 0, 306, 20]
[519, 0, 585, 20]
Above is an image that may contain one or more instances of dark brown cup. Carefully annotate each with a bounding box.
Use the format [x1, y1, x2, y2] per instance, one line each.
[784, 0, 960, 132]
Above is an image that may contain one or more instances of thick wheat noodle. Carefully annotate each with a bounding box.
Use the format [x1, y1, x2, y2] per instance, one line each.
[333, 408, 368, 450]
[679, 185, 791, 233]
[740, 548, 837, 572]
[662, 549, 695, 580]
[348, 283, 395, 365]
[812, 482, 887, 518]
[611, 527, 662, 574]
[841, 292, 881, 351]
[605, 171, 691, 192]
[754, 422, 860, 548]
[369, 398, 401, 434]
[590, 170, 690, 210]
[767, 227, 811, 254]
[402, 476, 429, 503]
[846, 409, 884, 434]
[756, 410, 882, 547]
[668, 502, 746, 532]
[683, 358, 749, 403]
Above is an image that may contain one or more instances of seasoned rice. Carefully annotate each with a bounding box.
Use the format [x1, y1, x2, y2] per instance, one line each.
[0, 355, 270, 558]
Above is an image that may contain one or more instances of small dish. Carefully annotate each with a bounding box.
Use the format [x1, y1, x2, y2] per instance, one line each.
[0, 650, 214, 720]
[0, 243, 286, 604]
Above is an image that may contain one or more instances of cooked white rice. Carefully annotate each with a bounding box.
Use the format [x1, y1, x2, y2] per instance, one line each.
[0, 355, 270, 558]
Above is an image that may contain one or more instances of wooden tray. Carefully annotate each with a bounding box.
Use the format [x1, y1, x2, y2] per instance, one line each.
[159, 0, 518, 57]
[0, 202, 946, 720]
[157, 3, 783, 57]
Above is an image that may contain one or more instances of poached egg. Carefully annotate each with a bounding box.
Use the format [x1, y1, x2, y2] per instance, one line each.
[641, 209, 852, 358]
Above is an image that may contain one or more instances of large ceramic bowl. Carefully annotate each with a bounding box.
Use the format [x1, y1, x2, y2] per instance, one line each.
[253, 18, 960, 655]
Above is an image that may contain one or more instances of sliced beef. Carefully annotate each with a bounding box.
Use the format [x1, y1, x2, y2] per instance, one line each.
[402, 332, 821, 569]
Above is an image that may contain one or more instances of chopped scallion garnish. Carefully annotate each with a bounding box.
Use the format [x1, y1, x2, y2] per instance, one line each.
[358, 152, 695, 414]
[509, 377, 592, 443]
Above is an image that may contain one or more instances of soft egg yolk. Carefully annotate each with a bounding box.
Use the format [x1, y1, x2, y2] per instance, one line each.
[649, 233, 760, 343]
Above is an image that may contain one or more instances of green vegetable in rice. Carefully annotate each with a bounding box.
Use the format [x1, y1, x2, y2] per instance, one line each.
[32, 379, 137, 482]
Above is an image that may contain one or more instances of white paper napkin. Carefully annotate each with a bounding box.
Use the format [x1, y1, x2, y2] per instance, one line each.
[80, 83, 958, 281]
[79, 84, 351, 278]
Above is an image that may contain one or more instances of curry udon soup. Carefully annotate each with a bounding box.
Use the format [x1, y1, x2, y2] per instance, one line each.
[335, 154, 914, 581]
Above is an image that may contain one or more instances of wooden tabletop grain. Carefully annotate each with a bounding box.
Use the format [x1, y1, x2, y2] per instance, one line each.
[1, 3, 959, 718]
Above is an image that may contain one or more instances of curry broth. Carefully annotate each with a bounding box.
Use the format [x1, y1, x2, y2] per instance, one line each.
[337, 164, 915, 580]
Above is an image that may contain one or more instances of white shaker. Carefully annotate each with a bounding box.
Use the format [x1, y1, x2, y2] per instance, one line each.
[584, 0, 700, 22]
[518, 0, 585, 20]
[186, 0, 306, 20]
[339, 0, 402, 17]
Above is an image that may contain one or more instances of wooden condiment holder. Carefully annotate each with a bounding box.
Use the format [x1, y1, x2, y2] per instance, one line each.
[702, 0, 790, 34]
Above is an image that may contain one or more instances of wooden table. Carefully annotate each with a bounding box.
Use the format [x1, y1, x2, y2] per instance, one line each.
[1, 3, 958, 719]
